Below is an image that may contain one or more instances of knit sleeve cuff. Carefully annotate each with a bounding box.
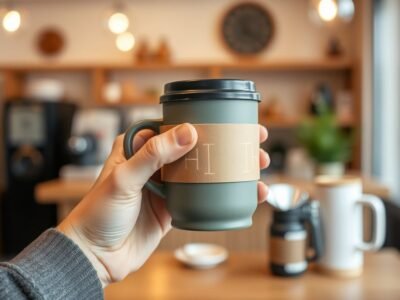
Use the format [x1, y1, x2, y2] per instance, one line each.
[6, 229, 103, 300]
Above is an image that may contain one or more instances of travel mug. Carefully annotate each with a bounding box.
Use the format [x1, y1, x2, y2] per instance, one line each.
[123, 79, 261, 231]
[316, 176, 386, 277]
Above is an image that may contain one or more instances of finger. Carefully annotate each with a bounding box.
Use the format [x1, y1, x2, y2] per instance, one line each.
[132, 129, 156, 152]
[96, 129, 166, 184]
[96, 130, 158, 185]
[107, 129, 157, 162]
[118, 123, 198, 188]
[109, 134, 124, 158]
[257, 181, 268, 204]
[259, 125, 268, 143]
[259, 149, 270, 170]
[95, 134, 125, 184]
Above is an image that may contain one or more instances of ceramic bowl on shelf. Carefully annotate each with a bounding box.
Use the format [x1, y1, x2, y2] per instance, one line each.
[26, 79, 65, 101]
[174, 243, 228, 269]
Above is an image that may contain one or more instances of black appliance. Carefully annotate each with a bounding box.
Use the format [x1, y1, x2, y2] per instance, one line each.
[1, 100, 76, 256]
[267, 184, 323, 277]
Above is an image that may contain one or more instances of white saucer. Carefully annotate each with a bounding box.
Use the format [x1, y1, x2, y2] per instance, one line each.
[174, 243, 228, 269]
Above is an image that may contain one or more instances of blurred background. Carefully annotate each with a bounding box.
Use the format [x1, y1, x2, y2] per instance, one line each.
[0, 0, 398, 272]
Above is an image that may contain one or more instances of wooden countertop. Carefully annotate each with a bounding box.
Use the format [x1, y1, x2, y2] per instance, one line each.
[104, 250, 400, 300]
[35, 173, 391, 204]
[266, 173, 391, 200]
[36, 179, 94, 203]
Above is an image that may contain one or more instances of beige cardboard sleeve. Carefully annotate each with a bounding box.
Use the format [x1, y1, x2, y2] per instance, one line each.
[160, 124, 260, 183]
[270, 237, 306, 264]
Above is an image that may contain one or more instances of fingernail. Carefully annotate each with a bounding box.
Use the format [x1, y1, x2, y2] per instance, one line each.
[175, 124, 194, 146]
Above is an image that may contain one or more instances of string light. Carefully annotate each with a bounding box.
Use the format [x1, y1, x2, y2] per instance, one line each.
[2, 9, 21, 32]
[318, 0, 338, 22]
[116, 32, 135, 52]
[108, 12, 129, 34]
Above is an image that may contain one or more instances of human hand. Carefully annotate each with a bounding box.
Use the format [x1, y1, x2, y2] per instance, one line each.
[58, 123, 270, 287]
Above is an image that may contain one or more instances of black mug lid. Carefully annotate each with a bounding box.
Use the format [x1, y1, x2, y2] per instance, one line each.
[160, 79, 261, 103]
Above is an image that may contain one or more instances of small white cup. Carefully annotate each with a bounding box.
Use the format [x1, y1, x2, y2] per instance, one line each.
[315, 175, 386, 277]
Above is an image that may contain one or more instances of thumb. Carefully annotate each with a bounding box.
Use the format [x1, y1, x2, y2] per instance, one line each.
[117, 123, 198, 189]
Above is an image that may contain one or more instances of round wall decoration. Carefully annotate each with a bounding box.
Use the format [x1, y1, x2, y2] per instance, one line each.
[221, 2, 274, 56]
[36, 28, 65, 57]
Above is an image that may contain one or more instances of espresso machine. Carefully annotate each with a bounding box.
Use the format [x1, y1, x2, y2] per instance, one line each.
[1, 99, 76, 256]
[60, 108, 121, 181]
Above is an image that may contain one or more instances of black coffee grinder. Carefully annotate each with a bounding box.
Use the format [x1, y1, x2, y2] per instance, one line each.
[267, 184, 324, 276]
[1, 99, 76, 256]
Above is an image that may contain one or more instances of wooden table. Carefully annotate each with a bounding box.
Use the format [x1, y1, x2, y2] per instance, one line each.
[35, 174, 391, 251]
[35, 174, 391, 221]
[36, 173, 390, 205]
[104, 250, 400, 300]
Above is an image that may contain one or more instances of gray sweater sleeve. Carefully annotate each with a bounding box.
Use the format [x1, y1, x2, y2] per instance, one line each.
[0, 229, 103, 300]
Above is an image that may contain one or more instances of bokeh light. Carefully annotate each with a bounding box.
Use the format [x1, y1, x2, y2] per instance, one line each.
[2, 10, 21, 33]
[318, 0, 338, 22]
[115, 32, 135, 52]
[108, 12, 129, 34]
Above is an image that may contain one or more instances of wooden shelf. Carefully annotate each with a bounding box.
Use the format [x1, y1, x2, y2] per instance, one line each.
[0, 59, 358, 166]
[260, 117, 300, 128]
[97, 96, 159, 106]
[0, 59, 352, 72]
[260, 116, 355, 128]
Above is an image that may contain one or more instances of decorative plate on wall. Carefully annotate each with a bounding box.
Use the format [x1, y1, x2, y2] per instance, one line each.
[221, 2, 274, 56]
[36, 28, 65, 57]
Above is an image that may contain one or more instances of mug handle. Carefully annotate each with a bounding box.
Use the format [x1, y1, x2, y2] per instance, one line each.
[123, 119, 166, 199]
[355, 194, 386, 251]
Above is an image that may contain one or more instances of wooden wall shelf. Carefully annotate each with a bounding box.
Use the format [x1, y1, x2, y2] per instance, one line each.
[260, 116, 355, 128]
[0, 58, 359, 168]
[0, 59, 352, 73]
[0, 58, 354, 105]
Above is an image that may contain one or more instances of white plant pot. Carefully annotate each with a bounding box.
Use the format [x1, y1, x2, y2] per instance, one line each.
[316, 162, 345, 176]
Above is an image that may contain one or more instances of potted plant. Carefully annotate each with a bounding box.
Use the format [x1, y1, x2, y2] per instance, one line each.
[297, 107, 352, 176]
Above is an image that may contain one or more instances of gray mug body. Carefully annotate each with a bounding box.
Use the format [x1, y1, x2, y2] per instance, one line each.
[163, 100, 258, 230]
